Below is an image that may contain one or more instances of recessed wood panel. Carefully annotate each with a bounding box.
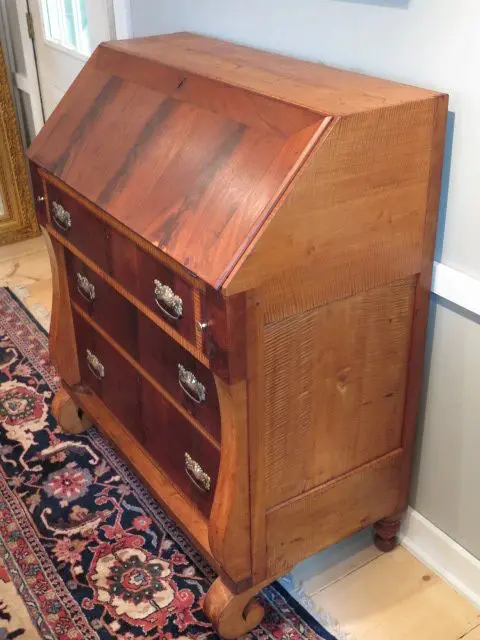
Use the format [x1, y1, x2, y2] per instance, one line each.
[264, 278, 416, 509]
[266, 452, 402, 575]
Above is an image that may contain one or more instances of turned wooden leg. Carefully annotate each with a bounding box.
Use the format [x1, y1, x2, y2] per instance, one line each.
[204, 577, 266, 639]
[373, 513, 404, 552]
[52, 388, 92, 434]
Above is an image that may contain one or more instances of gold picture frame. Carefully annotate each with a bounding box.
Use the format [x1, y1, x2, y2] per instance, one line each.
[0, 44, 38, 245]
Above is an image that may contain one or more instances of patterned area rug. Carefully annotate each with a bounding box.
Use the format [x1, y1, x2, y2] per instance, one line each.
[0, 287, 338, 640]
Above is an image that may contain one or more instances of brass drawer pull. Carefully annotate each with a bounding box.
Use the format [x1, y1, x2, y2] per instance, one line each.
[52, 201, 72, 232]
[153, 279, 183, 320]
[178, 364, 206, 404]
[185, 452, 211, 492]
[86, 349, 105, 380]
[76, 273, 96, 302]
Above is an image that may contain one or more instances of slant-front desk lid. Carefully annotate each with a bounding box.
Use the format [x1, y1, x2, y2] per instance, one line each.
[28, 32, 440, 290]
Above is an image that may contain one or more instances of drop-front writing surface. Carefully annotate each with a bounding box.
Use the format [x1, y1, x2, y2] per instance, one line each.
[27, 32, 447, 638]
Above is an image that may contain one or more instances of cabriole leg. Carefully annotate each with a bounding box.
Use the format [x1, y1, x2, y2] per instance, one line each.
[373, 513, 404, 552]
[52, 387, 92, 434]
[204, 577, 266, 639]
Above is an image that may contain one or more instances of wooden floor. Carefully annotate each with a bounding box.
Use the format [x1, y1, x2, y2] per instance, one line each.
[0, 234, 52, 328]
[288, 529, 480, 639]
[1, 235, 479, 640]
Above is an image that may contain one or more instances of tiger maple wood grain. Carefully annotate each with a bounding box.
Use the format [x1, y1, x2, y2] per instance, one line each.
[266, 452, 402, 575]
[263, 278, 416, 509]
[225, 99, 437, 297]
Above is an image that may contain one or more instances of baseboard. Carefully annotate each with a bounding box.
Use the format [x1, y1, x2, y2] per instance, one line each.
[432, 261, 480, 318]
[400, 507, 480, 609]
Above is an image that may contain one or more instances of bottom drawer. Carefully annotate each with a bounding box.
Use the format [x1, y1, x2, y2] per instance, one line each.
[72, 310, 220, 517]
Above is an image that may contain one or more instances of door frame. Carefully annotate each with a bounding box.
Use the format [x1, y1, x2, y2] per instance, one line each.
[0, 0, 132, 138]
[112, 0, 133, 39]
[0, 0, 44, 135]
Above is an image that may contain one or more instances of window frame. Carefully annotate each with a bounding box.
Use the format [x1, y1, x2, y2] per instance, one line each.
[39, 0, 91, 59]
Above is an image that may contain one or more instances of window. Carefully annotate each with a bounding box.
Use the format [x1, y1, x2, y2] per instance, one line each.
[41, 0, 90, 56]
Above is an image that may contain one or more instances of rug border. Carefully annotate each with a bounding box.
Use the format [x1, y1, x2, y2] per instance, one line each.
[273, 582, 338, 640]
[6, 286, 50, 336]
[0, 474, 99, 640]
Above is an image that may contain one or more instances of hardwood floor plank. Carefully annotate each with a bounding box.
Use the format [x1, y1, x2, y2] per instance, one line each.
[0, 236, 45, 263]
[0, 240, 50, 286]
[313, 547, 480, 640]
[462, 625, 480, 639]
[0, 236, 52, 328]
[289, 529, 382, 595]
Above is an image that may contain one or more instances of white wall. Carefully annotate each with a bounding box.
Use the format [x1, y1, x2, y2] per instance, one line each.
[130, 0, 480, 559]
[412, 300, 480, 559]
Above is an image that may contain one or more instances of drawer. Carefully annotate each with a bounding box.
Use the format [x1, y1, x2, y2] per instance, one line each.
[46, 182, 109, 272]
[110, 230, 197, 345]
[73, 309, 219, 518]
[138, 313, 221, 442]
[66, 251, 220, 441]
[73, 310, 144, 445]
[66, 251, 138, 359]
[142, 377, 220, 518]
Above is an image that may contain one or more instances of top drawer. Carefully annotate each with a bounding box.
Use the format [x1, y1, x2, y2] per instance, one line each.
[45, 179, 199, 347]
[46, 182, 109, 272]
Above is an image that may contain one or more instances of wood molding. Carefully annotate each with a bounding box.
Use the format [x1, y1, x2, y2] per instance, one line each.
[432, 261, 480, 318]
[209, 378, 252, 587]
[246, 290, 267, 583]
[397, 94, 449, 512]
[43, 230, 80, 385]
[265, 450, 403, 576]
